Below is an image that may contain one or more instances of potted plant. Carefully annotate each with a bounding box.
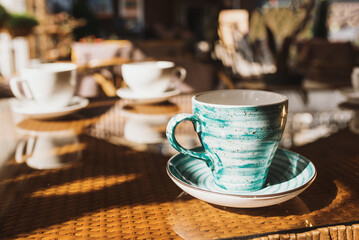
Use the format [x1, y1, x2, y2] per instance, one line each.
[5, 12, 38, 37]
[0, 4, 38, 78]
[0, 4, 9, 30]
[0, 3, 38, 37]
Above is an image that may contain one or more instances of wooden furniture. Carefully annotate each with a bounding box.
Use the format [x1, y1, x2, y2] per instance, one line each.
[75, 57, 131, 97]
[71, 40, 149, 97]
[296, 39, 356, 88]
[1, 90, 359, 239]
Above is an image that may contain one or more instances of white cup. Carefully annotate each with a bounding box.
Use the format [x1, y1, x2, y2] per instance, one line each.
[121, 61, 186, 96]
[10, 63, 77, 110]
[15, 129, 81, 169]
[351, 67, 359, 92]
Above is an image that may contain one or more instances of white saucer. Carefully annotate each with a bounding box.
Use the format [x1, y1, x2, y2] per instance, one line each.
[167, 148, 316, 208]
[116, 88, 181, 104]
[338, 87, 359, 104]
[11, 96, 89, 120]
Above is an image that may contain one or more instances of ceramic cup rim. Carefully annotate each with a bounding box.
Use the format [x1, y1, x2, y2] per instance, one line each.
[192, 89, 288, 108]
[122, 61, 175, 70]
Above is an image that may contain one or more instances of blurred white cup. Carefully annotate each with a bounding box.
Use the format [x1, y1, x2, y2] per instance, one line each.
[15, 129, 81, 169]
[10, 63, 77, 110]
[121, 61, 186, 96]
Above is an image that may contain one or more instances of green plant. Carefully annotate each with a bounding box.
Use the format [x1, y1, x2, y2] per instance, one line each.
[0, 4, 9, 29]
[6, 13, 38, 37]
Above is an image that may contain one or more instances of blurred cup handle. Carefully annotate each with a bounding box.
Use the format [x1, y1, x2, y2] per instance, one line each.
[174, 66, 187, 83]
[169, 66, 186, 90]
[9, 77, 34, 100]
[15, 136, 37, 163]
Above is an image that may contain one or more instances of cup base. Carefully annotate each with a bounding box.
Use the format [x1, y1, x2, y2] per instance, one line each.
[213, 175, 267, 193]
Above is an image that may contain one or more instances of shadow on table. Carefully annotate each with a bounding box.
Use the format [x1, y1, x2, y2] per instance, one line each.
[0, 134, 178, 238]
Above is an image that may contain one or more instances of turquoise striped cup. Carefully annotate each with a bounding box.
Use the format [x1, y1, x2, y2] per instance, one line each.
[166, 90, 288, 192]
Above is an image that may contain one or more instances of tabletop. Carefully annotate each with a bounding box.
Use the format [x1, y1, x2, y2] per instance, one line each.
[1, 89, 359, 239]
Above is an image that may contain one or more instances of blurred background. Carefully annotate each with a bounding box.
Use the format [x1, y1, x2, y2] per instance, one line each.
[0, 0, 358, 96]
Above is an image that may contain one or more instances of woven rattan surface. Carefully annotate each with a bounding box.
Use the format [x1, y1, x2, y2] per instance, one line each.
[252, 224, 359, 240]
[1, 92, 359, 239]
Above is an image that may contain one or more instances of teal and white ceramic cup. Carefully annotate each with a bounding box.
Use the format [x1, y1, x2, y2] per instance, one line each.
[166, 89, 288, 192]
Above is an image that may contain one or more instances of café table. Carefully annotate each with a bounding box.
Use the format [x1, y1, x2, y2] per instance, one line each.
[1, 88, 359, 239]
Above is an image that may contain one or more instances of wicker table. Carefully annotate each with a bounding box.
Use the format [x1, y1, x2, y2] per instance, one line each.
[1, 90, 359, 239]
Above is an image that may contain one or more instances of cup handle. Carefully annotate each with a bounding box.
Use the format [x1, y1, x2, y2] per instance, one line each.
[173, 66, 187, 83]
[9, 77, 34, 100]
[166, 113, 211, 163]
[15, 136, 37, 163]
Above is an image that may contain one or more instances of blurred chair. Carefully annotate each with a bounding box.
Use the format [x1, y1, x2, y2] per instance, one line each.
[297, 39, 356, 88]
